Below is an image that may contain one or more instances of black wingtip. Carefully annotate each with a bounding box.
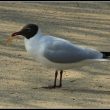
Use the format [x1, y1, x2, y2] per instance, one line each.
[101, 52, 110, 58]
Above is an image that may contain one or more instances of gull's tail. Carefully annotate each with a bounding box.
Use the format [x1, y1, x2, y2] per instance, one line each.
[101, 52, 110, 58]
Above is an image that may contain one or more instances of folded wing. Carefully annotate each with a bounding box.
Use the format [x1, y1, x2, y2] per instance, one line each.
[43, 37, 103, 63]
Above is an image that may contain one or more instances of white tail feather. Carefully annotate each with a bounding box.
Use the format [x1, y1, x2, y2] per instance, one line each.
[93, 59, 109, 62]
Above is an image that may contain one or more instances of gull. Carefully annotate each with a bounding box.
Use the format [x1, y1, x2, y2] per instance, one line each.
[10, 24, 110, 88]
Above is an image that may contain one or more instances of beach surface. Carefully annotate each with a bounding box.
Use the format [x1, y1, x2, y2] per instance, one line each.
[0, 1, 110, 108]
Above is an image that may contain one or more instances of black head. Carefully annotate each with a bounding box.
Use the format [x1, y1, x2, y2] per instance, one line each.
[11, 24, 38, 39]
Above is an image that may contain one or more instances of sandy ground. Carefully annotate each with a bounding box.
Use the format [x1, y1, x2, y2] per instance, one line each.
[0, 1, 110, 108]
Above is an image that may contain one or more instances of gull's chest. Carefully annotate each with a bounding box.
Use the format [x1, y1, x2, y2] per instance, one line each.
[24, 38, 43, 58]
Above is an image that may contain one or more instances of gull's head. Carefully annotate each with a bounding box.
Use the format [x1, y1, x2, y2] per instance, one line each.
[12, 24, 38, 39]
[6, 24, 38, 45]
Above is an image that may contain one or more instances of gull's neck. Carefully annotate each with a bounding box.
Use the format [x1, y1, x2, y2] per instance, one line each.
[36, 28, 43, 37]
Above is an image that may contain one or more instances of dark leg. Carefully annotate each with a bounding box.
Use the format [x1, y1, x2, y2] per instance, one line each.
[42, 70, 58, 89]
[53, 70, 58, 87]
[58, 70, 63, 87]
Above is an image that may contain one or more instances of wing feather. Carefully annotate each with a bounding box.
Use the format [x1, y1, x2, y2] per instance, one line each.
[43, 36, 102, 63]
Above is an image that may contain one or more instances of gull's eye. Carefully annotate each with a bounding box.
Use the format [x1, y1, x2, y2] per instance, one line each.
[25, 28, 31, 32]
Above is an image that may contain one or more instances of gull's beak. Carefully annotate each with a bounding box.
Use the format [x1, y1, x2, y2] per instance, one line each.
[5, 31, 21, 45]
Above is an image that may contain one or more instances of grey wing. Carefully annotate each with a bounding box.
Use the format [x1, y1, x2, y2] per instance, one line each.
[43, 40, 102, 63]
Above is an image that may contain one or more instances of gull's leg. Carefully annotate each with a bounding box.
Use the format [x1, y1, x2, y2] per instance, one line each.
[53, 70, 58, 87]
[57, 70, 63, 87]
[42, 70, 58, 89]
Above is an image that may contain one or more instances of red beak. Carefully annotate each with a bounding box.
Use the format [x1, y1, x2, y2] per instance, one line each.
[11, 31, 20, 37]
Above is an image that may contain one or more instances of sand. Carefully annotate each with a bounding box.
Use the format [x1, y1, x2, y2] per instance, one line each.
[0, 1, 110, 108]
